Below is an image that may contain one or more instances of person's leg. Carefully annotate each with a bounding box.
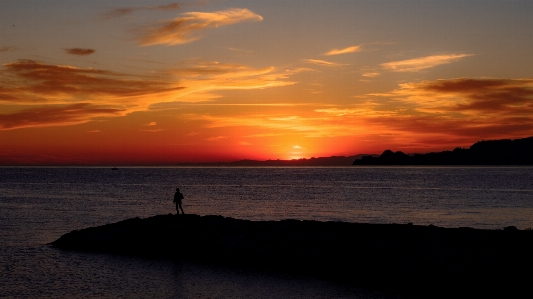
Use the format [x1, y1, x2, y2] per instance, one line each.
[176, 204, 180, 215]
[179, 204, 185, 214]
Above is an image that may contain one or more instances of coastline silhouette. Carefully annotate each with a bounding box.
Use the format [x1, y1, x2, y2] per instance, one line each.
[173, 188, 184, 215]
[353, 136, 533, 165]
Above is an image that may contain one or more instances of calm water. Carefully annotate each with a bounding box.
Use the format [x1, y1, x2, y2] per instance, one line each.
[1, 166, 533, 298]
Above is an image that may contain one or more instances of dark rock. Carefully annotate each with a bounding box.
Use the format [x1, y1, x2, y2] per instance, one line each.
[51, 214, 533, 298]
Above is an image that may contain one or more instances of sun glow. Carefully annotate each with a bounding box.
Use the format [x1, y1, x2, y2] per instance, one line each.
[1, 1, 532, 165]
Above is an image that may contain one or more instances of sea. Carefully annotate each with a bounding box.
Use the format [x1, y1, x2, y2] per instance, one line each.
[1, 166, 533, 298]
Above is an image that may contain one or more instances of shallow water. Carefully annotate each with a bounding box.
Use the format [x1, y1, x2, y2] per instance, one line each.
[1, 166, 532, 298]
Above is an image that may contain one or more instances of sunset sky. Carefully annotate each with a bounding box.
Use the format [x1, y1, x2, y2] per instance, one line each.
[1, 0, 533, 165]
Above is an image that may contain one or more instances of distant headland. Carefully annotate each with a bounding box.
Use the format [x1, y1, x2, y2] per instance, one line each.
[175, 155, 371, 167]
[51, 214, 533, 298]
[353, 136, 533, 165]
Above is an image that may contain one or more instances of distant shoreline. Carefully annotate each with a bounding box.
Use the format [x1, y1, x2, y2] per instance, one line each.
[353, 136, 533, 166]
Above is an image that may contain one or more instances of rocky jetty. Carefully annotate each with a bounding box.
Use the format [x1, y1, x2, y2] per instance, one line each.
[52, 214, 533, 298]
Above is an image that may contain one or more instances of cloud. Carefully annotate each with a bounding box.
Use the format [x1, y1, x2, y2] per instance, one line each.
[206, 136, 227, 141]
[64, 48, 96, 56]
[361, 77, 533, 142]
[392, 78, 533, 114]
[301, 59, 347, 67]
[1, 59, 180, 104]
[324, 45, 361, 56]
[381, 54, 472, 72]
[103, 2, 181, 19]
[224, 47, 254, 54]
[0, 103, 124, 130]
[137, 8, 263, 46]
[0, 46, 16, 53]
[362, 72, 380, 78]
[197, 113, 371, 138]
[169, 61, 298, 95]
[185, 131, 200, 136]
[0, 59, 297, 129]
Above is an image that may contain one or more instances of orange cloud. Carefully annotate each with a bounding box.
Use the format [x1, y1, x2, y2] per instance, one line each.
[197, 113, 373, 138]
[362, 72, 380, 78]
[138, 8, 263, 46]
[381, 54, 472, 72]
[64, 48, 96, 56]
[302, 59, 347, 67]
[361, 77, 533, 143]
[324, 45, 361, 56]
[0, 103, 124, 130]
[206, 136, 227, 141]
[0, 59, 297, 129]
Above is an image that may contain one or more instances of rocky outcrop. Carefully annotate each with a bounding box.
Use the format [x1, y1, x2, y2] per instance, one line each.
[51, 214, 533, 298]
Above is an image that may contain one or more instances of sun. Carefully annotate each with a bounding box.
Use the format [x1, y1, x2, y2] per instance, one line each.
[285, 145, 305, 160]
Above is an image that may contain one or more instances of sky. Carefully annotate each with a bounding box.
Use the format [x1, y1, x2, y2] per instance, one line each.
[1, 0, 533, 165]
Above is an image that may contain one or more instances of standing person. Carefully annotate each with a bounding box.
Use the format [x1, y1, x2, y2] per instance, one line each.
[173, 188, 184, 215]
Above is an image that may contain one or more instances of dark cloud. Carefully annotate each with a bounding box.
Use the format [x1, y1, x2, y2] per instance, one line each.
[418, 78, 533, 114]
[0, 46, 16, 53]
[102, 2, 180, 19]
[65, 48, 96, 56]
[2, 59, 180, 98]
[0, 103, 124, 130]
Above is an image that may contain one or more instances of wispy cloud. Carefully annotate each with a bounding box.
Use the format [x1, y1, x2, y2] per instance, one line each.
[223, 47, 254, 54]
[0, 46, 16, 53]
[197, 114, 371, 138]
[301, 59, 347, 67]
[362, 72, 380, 78]
[206, 135, 227, 141]
[103, 2, 181, 19]
[381, 54, 472, 72]
[0, 104, 124, 130]
[64, 48, 95, 56]
[324, 45, 361, 56]
[137, 8, 263, 46]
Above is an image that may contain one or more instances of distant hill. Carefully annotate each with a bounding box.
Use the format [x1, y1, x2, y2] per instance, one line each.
[176, 155, 374, 167]
[353, 136, 533, 165]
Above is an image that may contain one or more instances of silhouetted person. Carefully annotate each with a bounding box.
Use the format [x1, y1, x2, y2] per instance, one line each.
[173, 188, 184, 215]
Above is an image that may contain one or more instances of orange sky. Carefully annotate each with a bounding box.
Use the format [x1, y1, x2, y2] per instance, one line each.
[1, 1, 533, 165]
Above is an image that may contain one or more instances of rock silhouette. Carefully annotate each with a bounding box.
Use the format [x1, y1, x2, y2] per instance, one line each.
[353, 136, 533, 165]
[51, 214, 533, 298]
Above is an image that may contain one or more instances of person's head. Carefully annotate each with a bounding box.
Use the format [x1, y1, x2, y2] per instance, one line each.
[176, 188, 180, 191]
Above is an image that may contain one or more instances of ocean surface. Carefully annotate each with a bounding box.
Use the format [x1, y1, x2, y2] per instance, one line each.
[1, 166, 533, 298]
